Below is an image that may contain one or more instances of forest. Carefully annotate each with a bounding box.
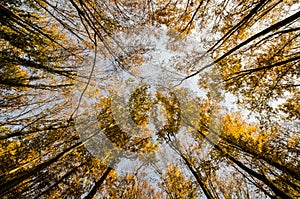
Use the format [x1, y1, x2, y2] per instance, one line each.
[0, 0, 299, 198]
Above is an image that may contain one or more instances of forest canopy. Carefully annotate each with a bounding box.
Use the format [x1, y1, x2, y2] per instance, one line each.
[0, 0, 299, 198]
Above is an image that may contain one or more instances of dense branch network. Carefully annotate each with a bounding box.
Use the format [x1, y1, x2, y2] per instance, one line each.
[0, 0, 299, 198]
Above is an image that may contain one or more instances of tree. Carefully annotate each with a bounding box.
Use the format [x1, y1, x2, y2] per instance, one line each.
[1, 0, 299, 198]
[159, 163, 199, 199]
